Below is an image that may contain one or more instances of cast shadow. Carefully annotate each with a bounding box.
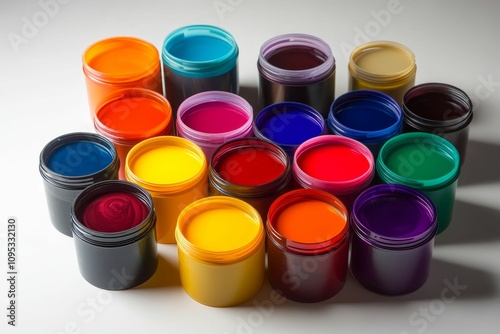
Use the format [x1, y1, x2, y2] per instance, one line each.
[435, 199, 500, 245]
[458, 139, 500, 186]
[135, 253, 181, 289]
[239, 85, 260, 117]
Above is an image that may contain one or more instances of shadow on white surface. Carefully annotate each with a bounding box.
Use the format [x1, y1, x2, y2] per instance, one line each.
[458, 139, 500, 186]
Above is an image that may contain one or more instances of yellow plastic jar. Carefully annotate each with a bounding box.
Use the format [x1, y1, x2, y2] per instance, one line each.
[125, 136, 207, 244]
[176, 196, 265, 307]
[348, 41, 416, 105]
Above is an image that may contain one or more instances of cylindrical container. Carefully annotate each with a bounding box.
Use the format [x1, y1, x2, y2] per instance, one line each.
[83, 36, 162, 117]
[267, 189, 349, 302]
[125, 136, 208, 244]
[94, 88, 173, 180]
[71, 180, 157, 290]
[254, 101, 326, 159]
[258, 33, 336, 118]
[177, 91, 253, 159]
[350, 184, 438, 295]
[403, 82, 473, 166]
[348, 41, 416, 105]
[162, 25, 239, 117]
[377, 133, 460, 234]
[176, 196, 265, 307]
[39, 132, 119, 236]
[327, 90, 403, 159]
[293, 135, 375, 211]
[209, 138, 291, 220]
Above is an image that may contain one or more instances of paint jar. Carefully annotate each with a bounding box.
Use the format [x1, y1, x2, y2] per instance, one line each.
[83, 36, 162, 117]
[125, 136, 208, 244]
[39, 132, 119, 236]
[71, 180, 157, 290]
[267, 189, 349, 302]
[350, 184, 437, 295]
[257, 33, 336, 118]
[177, 91, 253, 159]
[377, 133, 460, 234]
[254, 101, 326, 159]
[403, 82, 473, 166]
[293, 135, 375, 211]
[176, 196, 265, 307]
[209, 138, 291, 221]
[94, 88, 173, 180]
[348, 41, 416, 104]
[162, 24, 239, 117]
[327, 90, 403, 159]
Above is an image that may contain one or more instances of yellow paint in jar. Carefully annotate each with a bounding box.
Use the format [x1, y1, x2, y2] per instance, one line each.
[176, 196, 265, 307]
[125, 136, 208, 243]
[348, 41, 416, 105]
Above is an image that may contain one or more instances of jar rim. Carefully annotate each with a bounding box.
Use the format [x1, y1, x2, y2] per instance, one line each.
[258, 33, 335, 84]
[175, 196, 264, 264]
[349, 41, 416, 83]
[266, 189, 349, 255]
[39, 132, 119, 189]
[82, 36, 160, 83]
[351, 184, 437, 249]
[328, 90, 403, 142]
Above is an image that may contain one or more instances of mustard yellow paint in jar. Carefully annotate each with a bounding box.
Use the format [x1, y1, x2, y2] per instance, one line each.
[348, 41, 416, 105]
[125, 136, 208, 243]
[176, 196, 265, 307]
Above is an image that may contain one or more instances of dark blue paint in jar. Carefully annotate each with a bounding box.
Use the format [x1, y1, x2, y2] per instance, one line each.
[162, 24, 239, 118]
[327, 90, 402, 159]
[39, 132, 119, 236]
[254, 102, 326, 159]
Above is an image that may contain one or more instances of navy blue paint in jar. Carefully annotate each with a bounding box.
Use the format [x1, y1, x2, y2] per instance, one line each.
[327, 90, 403, 159]
[39, 132, 120, 236]
[162, 24, 239, 119]
[254, 102, 326, 159]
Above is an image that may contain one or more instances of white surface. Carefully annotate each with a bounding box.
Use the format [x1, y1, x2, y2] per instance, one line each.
[1, 0, 500, 333]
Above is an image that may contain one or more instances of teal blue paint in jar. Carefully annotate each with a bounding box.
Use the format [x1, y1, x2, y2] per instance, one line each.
[327, 90, 403, 159]
[162, 25, 239, 117]
[39, 132, 119, 236]
[377, 132, 460, 234]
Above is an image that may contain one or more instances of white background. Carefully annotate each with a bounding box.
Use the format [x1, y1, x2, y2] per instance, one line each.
[1, 0, 500, 333]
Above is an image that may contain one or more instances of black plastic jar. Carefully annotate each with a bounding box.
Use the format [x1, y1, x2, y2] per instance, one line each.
[71, 180, 158, 290]
[39, 132, 119, 236]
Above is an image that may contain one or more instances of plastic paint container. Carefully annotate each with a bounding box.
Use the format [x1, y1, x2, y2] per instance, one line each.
[350, 184, 437, 295]
[258, 33, 336, 118]
[162, 25, 239, 117]
[176, 196, 265, 307]
[83, 36, 162, 116]
[39, 132, 119, 236]
[94, 88, 173, 180]
[403, 82, 473, 165]
[254, 102, 326, 159]
[267, 189, 349, 302]
[71, 180, 157, 290]
[293, 135, 375, 211]
[125, 136, 208, 244]
[177, 91, 253, 159]
[377, 133, 460, 234]
[348, 41, 416, 105]
[209, 138, 291, 220]
[328, 90, 403, 159]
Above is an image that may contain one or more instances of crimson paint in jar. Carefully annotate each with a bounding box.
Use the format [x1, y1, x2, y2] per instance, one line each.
[71, 180, 158, 290]
[209, 138, 291, 221]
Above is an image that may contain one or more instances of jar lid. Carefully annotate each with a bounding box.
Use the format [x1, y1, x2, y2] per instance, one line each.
[352, 184, 437, 249]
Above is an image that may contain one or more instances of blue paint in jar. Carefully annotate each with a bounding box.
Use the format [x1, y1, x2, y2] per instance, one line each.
[47, 140, 114, 177]
[327, 90, 402, 159]
[254, 102, 326, 158]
